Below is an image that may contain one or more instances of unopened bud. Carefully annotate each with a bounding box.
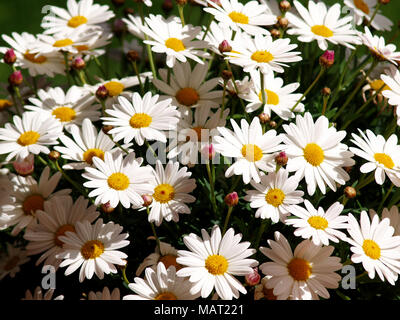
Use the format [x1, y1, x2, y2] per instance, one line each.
[344, 186, 357, 199]
[124, 8, 135, 16]
[48, 150, 61, 161]
[8, 70, 23, 86]
[13, 154, 34, 176]
[279, 0, 291, 12]
[101, 201, 115, 213]
[72, 57, 85, 70]
[176, 0, 187, 5]
[270, 29, 281, 39]
[142, 194, 153, 207]
[277, 17, 289, 29]
[245, 268, 261, 286]
[127, 50, 140, 62]
[319, 50, 335, 68]
[112, 0, 125, 6]
[102, 125, 114, 134]
[275, 151, 288, 167]
[221, 70, 232, 81]
[258, 113, 271, 124]
[113, 19, 126, 37]
[219, 40, 232, 54]
[162, 0, 174, 12]
[224, 191, 239, 207]
[378, 0, 390, 4]
[3, 49, 16, 65]
[201, 144, 216, 161]
[321, 87, 331, 96]
[96, 85, 109, 100]
[269, 120, 277, 128]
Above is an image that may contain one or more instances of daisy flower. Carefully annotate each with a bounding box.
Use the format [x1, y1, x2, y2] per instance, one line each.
[286, 0, 360, 51]
[204, 0, 276, 36]
[144, 160, 196, 227]
[350, 129, 400, 186]
[70, 29, 112, 59]
[24, 86, 99, 131]
[102, 92, 179, 146]
[41, 0, 115, 35]
[54, 118, 132, 170]
[282, 112, 355, 195]
[0, 33, 64, 77]
[0, 243, 30, 280]
[346, 211, 400, 285]
[123, 14, 146, 40]
[244, 168, 304, 223]
[124, 263, 199, 300]
[86, 287, 120, 300]
[176, 225, 258, 300]
[225, 34, 302, 74]
[213, 117, 284, 184]
[57, 218, 129, 283]
[24, 196, 99, 270]
[0, 167, 71, 236]
[369, 206, 400, 236]
[259, 231, 342, 300]
[141, 14, 210, 68]
[344, 0, 393, 31]
[381, 68, 400, 125]
[254, 276, 278, 300]
[240, 70, 304, 120]
[285, 200, 348, 246]
[152, 61, 223, 111]
[82, 151, 154, 209]
[22, 287, 64, 300]
[0, 112, 62, 161]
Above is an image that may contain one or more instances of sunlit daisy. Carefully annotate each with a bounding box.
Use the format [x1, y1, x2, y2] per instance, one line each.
[381, 68, 400, 125]
[346, 211, 400, 285]
[57, 218, 129, 283]
[214, 117, 284, 184]
[176, 225, 258, 300]
[369, 206, 400, 236]
[0, 243, 30, 280]
[86, 287, 120, 300]
[244, 168, 304, 223]
[260, 231, 342, 300]
[22, 287, 64, 300]
[282, 112, 355, 195]
[254, 276, 278, 300]
[286, 0, 360, 51]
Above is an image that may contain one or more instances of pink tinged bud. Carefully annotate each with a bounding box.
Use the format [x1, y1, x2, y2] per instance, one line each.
[142, 194, 153, 207]
[96, 85, 109, 100]
[275, 151, 288, 167]
[218, 40, 232, 54]
[8, 70, 23, 86]
[113, 19, 126, 36]
[72, 57, 86, 70]
[13, 154, 34, 176]
[101, 201, 115, 213]
[224, 191, 239, 207]
[4, 49, 16, 65]
[319, 50, 335, 68]
[201, 144, 216, 160]
[245, 268, 261, 286]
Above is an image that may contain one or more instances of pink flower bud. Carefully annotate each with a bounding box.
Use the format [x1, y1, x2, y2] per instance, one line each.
[142, 194, 153, 207]
[101, 201, 115, 213]
[224, 191, 239, 207]
[3, 49, 16, 65]
[201, 144, 216, 161]
[218, 40, 232, 53]
[8, 70, 23, 86]
[245, 267, 261, 286]
[72, 57, 86, 70]
[13, 154, 34, 176]
[96, 85, 109, 100]
[319, 50, 335, 68]
[275, 151, 288, 167]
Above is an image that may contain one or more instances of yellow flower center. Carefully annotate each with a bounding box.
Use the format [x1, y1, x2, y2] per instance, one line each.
[24, 50, 47, 64]
[303, 143, 324, 166]
[54, 224, 76, 247]
[241, 144, 263, 162]
[362, 239, 381, 260]
[374, 153, 394, 169]
[311, 25, 333, 38]
[165, 38, 185, 52]
[80, 240, 105, 260]
[265, 188, 285, 207]
[251, 50, 274, 63]
[104, 81, 125, 97]
[53, 38, 74, 47]
[354, 0, 370, 14]
[153, 184, 175, 203]
[228, 11, 249, 24]
[159, 254, 182, 271]
[0, 99, 13, 110]
[18, 131, 41, 146]
[154, 292, 178, 300]
[67, 15, 88, 28]
[308, 216, 329, 230]
[205, 254, 228, 275]
[107, 172, 130, 191]
[75, 45, 89, 52]
[370, 79, 391, 92]
[129, 113, 152, 128]
[175, 87, 200, 107]
[22, 194, 45, 216]
[287, 258, 312, 281]
[83, 148, 105, 165]
[52, 106, 76, 122]
[258, 89, 280, 105]
[4, 256, 20, 271]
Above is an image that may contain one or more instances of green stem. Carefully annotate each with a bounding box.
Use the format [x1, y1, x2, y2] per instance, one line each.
[206, 162, 217, 215]
[121, 266, 130, 285]
[132, 61, 144, 93]
[225, 60, 248, 119]
[220, 79, 227, 118]
[37, 155, 48, 166]
[222, 206, 233, 235]
[367, 3, 381, 27]
[201, 16, 214, 41]
[78, 70, 87, 85]
[55, 160, 87, 196]
[93, 56, 107, 79]
[321, 95, 329, 115]
[228, 175, 241, 193]
[378, 183, 394, 212]
[63, 52, 71, 86]
[178, 5, 185, 26]
[260, 70, 266, 106]
[12, 88, 23, 116]
[145, 140, 157, 158]
[147, 206, 161, 252]
[254, 219, 269, 250]
[356, 173, 375, 191]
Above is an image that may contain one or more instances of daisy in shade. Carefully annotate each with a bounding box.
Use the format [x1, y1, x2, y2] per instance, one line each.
[244, 169, 304, 223]
[344, 0, 393, 31]
[0, 243, 30, 280]
[0, 167, 71, 236]
[23, 196, 99, 270]
[240, 70, 304, 120]
[350, 129, 400, 186]
[141, 14, 210, 68]
[54, 118, 132, 170]
[0, 33, 65, 77]
[213, 117, 284, 184]
[259, 232, 342, 300]
[381, 68, 400, 125]
[56, 219, 129, 283]
[285, 200, 348, 246]
[0, 112, 62, 161]
[124, 263, 199, 300]
[370, 206, 400, 236]
[286, 0, 360, 51]
[24, 86, 100, 131]
[167, 107, 230, 165]
[358, 27, 400, 65]
[176, 226, 258, 300]
[86, 287, 120, 300]
[143, 160, 196, 227]
[41, 0, 115, 35]
[69, 29, 112, 59]
[204, 0, 276, 36]
[102, 92, 179, 146]
[346, 211, 400, 285]
[225, 34, 302, 75]
[22, 287, 64, 300]
[152, 61, 223, 111]
[136, 240, 182, 276]
[282, 112, 355, 195]
[82, 151, 154, 209]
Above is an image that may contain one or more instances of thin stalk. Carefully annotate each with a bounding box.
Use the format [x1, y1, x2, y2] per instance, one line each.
[220, 79, 228, 118]
[147, 206, 161, 252]
[132, 61, 144, 93]
[145, 140, 157, 158]
[78, 70, 87, 85]
[225, 60, 248, 119]
[139, 5, 157, 80]
[93, 56, 107, 79]
[321, 95, 329, 115]
[63, 52, 71, 86]
[201, 16, 214, 41]
[178, 5, 185, 26]
[378, 183, 394, 212]
[222, 206, 233, 235]
[55, 160, 87, 196]
[254, 219, 269, 250]
[121, 266, 130, 285]
[367, 3, 381, 27]
[260, 70, 266, 106]
[206, 162, 217, 215]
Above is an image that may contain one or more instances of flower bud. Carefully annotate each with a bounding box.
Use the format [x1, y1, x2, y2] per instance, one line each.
[112, 0, 125, 7]
[142, 194, 153, 207]
[378, 0, 390, 4]
[218, 40, 232, 54]
[319, 50, 335, 68]
[162, 0, 174, 12]
[344, 186, 356, 199]
[201, 144, 216, 161]
[101, 201, 115, 213]
[279, 0, 291, 12]
[96, 85, 109, 100]
[278, 17, 289, 29]
[13, 154, 34, 176]
[127, 50, 140, 62]
[221, 70, 232, 81]
[8, 70, 23, 86]
[224, 191, 239, 207]
[124, 8, 135, 16]
[258, 112, 271, 124]
[176, 0, 187, 5]
[48, 150, 61, 161]
[269, 120, 277, 128]
[3, 49, 16, 65]
[275, 151, 288, 167]
[102, 125, 114, 134]
[321, 87, 331, 96]
[113, 19, 126, 37]
[245, 268, 261, 286]
[270, 29, 281, 39]
[72, 57, 86, 70]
